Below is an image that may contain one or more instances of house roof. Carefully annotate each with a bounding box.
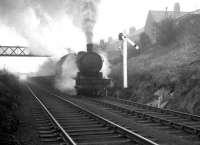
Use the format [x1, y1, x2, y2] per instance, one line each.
[149, 10, 188, 23]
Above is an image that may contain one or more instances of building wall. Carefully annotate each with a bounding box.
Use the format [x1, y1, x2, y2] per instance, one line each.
[144, 10, 188, 44]
[144, 12, 157, 43]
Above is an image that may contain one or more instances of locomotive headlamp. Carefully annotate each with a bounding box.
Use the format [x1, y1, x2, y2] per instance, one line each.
[119, 32, 139, 88]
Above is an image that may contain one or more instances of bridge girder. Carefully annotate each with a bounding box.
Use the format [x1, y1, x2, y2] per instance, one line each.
[0, 46, 50, 57]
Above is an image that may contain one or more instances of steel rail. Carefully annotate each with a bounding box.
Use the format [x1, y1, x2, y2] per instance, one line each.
[51, 93, 159, 145]
[112, 98, 200, 121]
[91, 98, 200, 136]
[27, 85, 77, 145]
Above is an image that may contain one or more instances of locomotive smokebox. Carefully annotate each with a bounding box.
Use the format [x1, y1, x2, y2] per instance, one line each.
[87, 43, 93, 52]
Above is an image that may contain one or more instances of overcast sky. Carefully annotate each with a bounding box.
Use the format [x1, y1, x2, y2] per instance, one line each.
[0, 0, 199, 48]
[94, 0, 200, 41]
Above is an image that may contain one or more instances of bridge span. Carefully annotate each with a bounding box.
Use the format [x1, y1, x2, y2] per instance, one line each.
[0, 46, 50, 57]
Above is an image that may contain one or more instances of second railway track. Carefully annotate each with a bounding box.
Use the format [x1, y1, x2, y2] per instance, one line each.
[80, 97, 200, 143]
[92, 97, 200, 136]
[27, 85, 158, 145]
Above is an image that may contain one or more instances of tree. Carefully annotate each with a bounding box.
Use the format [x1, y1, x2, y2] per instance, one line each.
[155, 17, 178, 46]
[129, 26, 136, 35]
[139, 32, 151, 49]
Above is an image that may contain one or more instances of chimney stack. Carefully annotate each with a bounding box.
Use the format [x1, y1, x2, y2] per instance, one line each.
[86, 43, 93, 52]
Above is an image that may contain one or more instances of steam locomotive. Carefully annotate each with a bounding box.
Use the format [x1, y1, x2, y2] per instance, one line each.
[56, 43, 110, 96]
[75, 43, 110, 96]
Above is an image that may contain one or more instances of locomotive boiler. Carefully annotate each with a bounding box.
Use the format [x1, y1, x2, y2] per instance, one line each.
[75, 43, 110, 96]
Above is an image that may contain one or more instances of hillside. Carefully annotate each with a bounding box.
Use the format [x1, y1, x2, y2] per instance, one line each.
[0, 71, 21, 144]
[109, 14, 200, 115]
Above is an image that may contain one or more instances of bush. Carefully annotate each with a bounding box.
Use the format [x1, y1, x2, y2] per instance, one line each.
[0, 72, 20, 145]
[139, 32, 151, 50]
[155, 17, 178, 46]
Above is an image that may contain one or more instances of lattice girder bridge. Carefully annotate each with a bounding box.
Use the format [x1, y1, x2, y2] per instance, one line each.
[0, 46, 50, 57]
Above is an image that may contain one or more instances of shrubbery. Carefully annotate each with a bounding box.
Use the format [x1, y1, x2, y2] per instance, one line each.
[0, 71, 21, 145]
[139, 32, 152, 50]
[155, 17, 178, 46]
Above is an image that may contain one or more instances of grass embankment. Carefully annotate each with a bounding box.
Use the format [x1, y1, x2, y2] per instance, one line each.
[109, 14, 200, 115]
[0, 71, 21, 145]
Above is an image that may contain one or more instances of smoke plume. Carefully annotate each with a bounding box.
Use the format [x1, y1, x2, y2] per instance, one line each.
[36, 58, 57, 76]
[55, 54, 78, 95]
[0, 0, 100, 55]
[98, 51, 111, 78]
[65, 0, 100, 43]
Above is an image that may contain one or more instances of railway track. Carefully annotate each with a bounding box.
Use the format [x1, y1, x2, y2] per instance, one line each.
[27, 85, 158, 145]
[89, 97, 200, 138]
[29, 86, 76, 145]
[33, 84, 200, 144]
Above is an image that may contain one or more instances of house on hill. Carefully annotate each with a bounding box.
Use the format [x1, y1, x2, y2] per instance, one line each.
[144, 3, 188, 43]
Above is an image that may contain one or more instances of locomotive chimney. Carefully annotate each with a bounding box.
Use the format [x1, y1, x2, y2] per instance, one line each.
[86, 43, 93, 52]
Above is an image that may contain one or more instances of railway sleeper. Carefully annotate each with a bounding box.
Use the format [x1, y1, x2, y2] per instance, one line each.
[65, 124, 104, 130]
[115, 99, 200, 121]
[158, 118, 200, 135]
[67, 116, 92, 120]
[66, 126, 110, 133]
[35, 120, 51, 124]
[102, 101, 200, 135]
[73, 133, 122, 141]
[37, 125, 55, 130]
[77, 138, 132, 145]
[61, 114, 90, 118]
[40, 136, 63, 143]
[39, 132, 59, 138]
[39, 129, 58, 134]
[182, 125, 200, 135]
[35, 118, 49, 121]
[36, 122, 53, 127]
[69, 129, 115, 136]
[57, 119, 95, 123]
[64, 120, 97, 125]
[70, 131, 116, 138]
[60, 121, 100, 126]
[183, 121, 200, 126]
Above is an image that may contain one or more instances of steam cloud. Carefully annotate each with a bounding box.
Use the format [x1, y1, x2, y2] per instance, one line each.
[65, 0, 100, 43]
[0, 0, 101, 53]
[0, 0, 67, 54]
[36, 58, 57, 76]
[98, 51, 111, 78]
[55, 54, 78, 95]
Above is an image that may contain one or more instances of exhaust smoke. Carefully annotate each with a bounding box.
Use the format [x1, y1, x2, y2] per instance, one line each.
[65, 0, 101, 43]
[98, 51, 111, 78]
[55, 54, 78, 95]
[0, 0, 90, 55]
